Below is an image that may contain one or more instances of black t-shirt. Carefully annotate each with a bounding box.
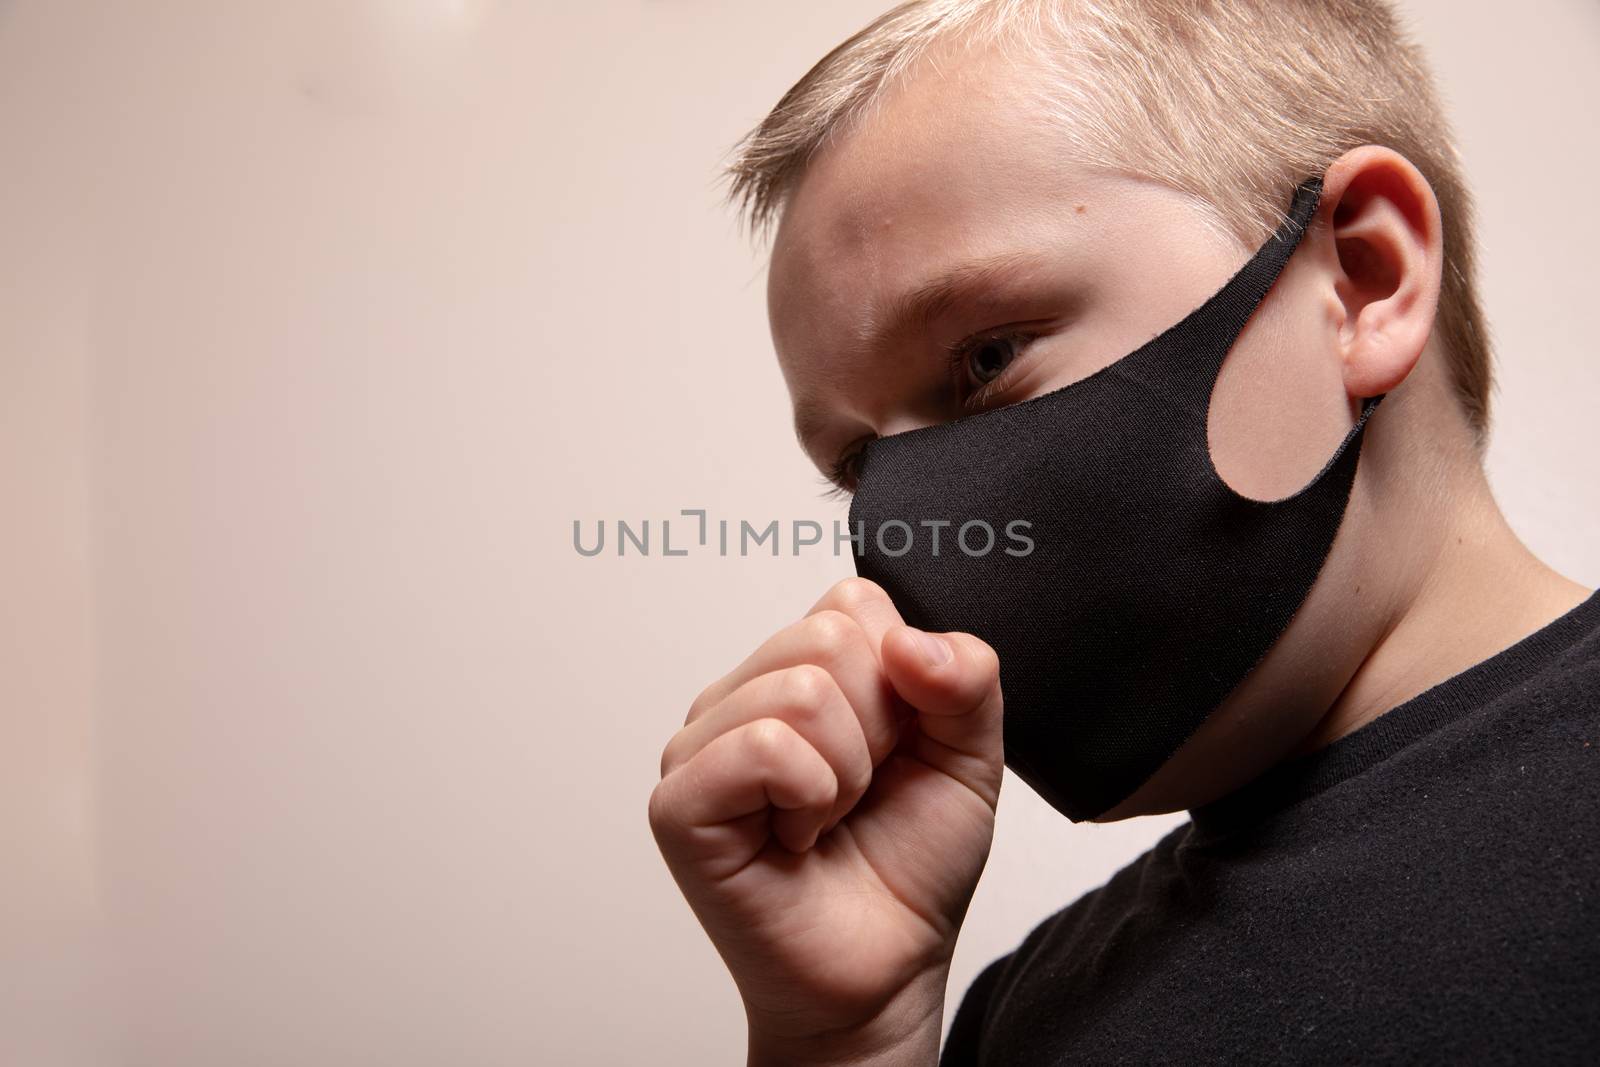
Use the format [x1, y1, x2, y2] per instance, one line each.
[942, 592, 1600, 1065]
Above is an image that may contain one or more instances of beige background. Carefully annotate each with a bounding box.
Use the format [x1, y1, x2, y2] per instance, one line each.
[2, 1, 1596, 1063]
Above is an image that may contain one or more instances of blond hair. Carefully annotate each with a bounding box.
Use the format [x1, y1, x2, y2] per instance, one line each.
[726, 0, 1492, 436]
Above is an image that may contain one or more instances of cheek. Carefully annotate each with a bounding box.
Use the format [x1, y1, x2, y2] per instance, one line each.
[1007, 330, 1100, 400]
[999, 324, 1108, 410]
[1208, 292, 1353, 502]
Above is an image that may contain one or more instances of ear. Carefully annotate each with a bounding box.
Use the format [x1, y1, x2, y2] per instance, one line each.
[1318, 147, 1444, 399]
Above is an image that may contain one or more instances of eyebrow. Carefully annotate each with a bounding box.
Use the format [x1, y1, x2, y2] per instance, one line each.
[791, 248, 1051, 456]
[860, 248, 1049, 355]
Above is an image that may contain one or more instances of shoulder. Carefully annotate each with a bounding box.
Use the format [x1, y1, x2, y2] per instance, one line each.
[940, 822, 1194, 1062]
[1012, 822, 1196, 964]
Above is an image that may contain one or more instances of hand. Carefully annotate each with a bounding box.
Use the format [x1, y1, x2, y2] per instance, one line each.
[648, 578, 1005, 1064]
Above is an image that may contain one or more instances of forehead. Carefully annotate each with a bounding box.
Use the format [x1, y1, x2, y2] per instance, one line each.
[763, 39, 1102, 453]
[767, 43, 1066, 343]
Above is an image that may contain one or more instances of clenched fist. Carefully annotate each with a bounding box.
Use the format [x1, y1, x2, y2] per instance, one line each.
[648, 577, 1005, 1066]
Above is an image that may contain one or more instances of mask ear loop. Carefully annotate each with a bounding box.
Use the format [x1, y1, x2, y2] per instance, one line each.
[1215, 391, 1386, 511]
[1103, 178, 1324, 418]
[1102, 177, 1381, 509]
[1191, 179, 1387, 510]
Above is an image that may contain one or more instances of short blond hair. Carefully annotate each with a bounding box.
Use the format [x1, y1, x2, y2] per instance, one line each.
[727, 0, 1492, 436]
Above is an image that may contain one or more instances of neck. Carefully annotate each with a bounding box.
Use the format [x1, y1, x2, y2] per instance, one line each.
[1298, 461, 1589, 753]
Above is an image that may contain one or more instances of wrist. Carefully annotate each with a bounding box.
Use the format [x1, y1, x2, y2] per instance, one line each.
[745, 970, 947, 1067]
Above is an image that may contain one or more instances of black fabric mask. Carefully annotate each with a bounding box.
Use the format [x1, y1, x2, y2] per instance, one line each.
[847, 178, 1382, 821]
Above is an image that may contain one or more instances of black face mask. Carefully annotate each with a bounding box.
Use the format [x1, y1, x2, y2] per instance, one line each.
[848, 178, 1382, 821]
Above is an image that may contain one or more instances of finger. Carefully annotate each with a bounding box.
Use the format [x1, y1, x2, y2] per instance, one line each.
[685, 608, 899, 765]
[879, 627, 1004, 808]
[807, 577, 906, 660]
[662, 664, 872, 829]
[649, 718, 839, 877]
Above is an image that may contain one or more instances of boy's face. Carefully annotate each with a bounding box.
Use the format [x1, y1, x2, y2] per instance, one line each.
[768, 44, 1354, 504]
[765, 42, 1393, 814]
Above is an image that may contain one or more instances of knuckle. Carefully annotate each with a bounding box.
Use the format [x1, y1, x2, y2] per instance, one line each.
[802, 609, 863, 660]
[646, 781, 675, 835]
[777, 663, 836, 721]
[744, 717, 793, 766]
[658, 734, 684, 778]
[684, 684, 717, 725]
[828, 576, 885, 614]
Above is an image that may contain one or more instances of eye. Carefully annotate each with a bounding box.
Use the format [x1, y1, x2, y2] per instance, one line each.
[947, 330, 1038, 409]
[965, 336, 1019, 386]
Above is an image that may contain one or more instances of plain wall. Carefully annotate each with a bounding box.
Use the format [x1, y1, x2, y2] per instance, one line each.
[1, 1, 1596, 1063]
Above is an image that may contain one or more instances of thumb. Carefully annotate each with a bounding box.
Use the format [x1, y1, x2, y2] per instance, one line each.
[879, 626, 1004, 808]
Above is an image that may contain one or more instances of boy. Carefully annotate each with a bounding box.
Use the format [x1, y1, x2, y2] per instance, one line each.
[649, 1, 1598, 1062]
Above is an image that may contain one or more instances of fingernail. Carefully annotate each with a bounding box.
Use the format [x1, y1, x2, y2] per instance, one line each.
[909, 627, 952, 667]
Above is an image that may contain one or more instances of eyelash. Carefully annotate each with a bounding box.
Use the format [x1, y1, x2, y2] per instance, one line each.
[822, 449, 864, 499]
[945, 329, 1039, 410]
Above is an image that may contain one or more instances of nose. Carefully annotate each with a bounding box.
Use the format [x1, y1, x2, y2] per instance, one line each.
[876, 413, 942, 438]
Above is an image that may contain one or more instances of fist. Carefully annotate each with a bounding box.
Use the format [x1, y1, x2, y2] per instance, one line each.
[648, 578, 1005, 1055]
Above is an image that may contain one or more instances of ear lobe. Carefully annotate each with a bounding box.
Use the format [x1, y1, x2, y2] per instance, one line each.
[1322, 149, 1444, 399]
